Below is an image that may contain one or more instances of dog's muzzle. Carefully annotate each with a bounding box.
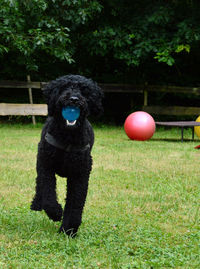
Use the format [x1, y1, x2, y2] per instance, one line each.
[62, 106, 80, 127]
[59, 92, 87, 127]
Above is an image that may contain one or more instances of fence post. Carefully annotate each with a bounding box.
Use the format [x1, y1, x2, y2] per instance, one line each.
[27, 75, 36, 125]
[144, 83, 148, 106]
[144, 90, 148, 106]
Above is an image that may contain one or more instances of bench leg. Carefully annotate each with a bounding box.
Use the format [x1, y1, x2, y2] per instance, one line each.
[181, 127, 184, 142]
[192, 128, 194, 140]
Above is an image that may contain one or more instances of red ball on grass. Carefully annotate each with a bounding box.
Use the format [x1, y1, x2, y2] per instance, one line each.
[124, 111, 156, 141]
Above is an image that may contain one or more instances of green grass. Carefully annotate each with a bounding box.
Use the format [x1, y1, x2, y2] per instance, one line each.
[0, 123, 199, 268]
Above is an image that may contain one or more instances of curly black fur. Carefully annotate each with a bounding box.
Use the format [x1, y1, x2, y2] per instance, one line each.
[31, 75, 103, 237]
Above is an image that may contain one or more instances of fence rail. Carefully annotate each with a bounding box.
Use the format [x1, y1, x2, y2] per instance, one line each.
[2, 81, 200, 93]
[0, 103, 47, 116]
[142, 105, 200, 116]
[0, 80, 200, 122]
[0, 80, 41, 89]
[143, 85, 200, 95]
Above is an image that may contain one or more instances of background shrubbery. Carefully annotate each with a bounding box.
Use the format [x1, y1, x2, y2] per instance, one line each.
[1, 0, 200, 123]
[0, 0, 200, 85]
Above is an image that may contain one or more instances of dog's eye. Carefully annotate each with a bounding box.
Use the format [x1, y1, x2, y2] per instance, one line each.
[61, 91, 71, 98]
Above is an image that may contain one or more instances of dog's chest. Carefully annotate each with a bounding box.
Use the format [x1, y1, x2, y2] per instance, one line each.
[54, 151, 87, 178]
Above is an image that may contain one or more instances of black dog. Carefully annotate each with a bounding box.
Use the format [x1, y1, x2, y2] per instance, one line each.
[31, 75, 103, 236]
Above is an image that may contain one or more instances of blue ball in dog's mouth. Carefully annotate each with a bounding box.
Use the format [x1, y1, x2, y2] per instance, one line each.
[62, 106, 80, 126]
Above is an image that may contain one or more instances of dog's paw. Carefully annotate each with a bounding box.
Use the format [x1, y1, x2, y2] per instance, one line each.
[43, 203, 63, 222]
[59, 225, 77, 238]
[30, 198, 43, 211]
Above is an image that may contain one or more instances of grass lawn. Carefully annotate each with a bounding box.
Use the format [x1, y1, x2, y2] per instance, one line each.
[0, 123, 199, 268]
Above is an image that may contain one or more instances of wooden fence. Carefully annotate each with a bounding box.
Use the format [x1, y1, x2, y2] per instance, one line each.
[0, 79, 47, 124]
[1, 80, 200, 124]
[141, 85, 200, 116]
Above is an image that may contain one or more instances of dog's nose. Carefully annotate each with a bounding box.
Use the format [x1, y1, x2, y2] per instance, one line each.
[69, 96, 79, 102]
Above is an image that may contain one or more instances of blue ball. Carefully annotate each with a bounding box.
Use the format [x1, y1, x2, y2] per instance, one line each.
[62, 106, 80, 121]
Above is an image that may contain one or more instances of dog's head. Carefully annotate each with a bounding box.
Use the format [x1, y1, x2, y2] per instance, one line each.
[43, 75, 103, 128]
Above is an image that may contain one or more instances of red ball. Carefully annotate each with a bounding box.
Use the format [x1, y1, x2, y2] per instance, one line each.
[124, 111, 156, 141]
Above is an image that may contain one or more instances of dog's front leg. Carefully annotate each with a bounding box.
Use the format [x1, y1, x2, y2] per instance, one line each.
[59, 174, 89, 237]
[31, 170, 63, 222]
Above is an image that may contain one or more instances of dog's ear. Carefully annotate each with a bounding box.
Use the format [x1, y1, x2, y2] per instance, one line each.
[43, 80, 58, 116]
[88, 84, 104, 117]
[81, 80, 104, 117]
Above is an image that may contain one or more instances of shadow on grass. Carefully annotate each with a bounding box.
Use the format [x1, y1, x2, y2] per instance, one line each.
[124, 137, 200, 143]
[151, 138, 200, 143]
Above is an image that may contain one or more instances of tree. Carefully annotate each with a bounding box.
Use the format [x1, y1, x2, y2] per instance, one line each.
[0, 0, 200, 84]
[83, 0, 200, 67]
[0, 0, 102, 76]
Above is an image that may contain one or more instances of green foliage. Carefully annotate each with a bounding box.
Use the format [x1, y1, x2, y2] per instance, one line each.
[86, 1, 200, 67]
[0, 0, 102, 72]
[0, 0, 200, 82]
